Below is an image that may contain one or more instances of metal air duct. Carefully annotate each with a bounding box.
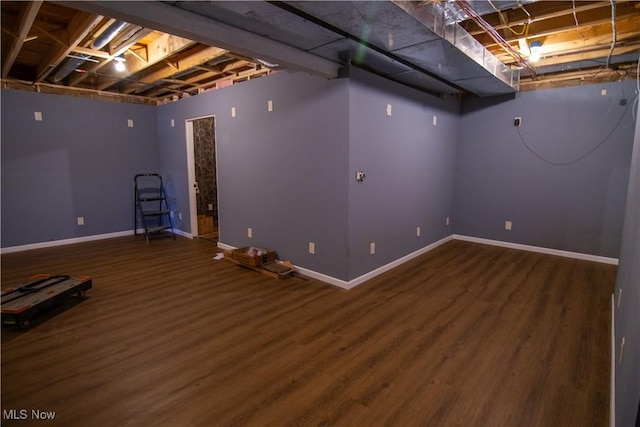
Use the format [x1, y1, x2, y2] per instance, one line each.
[51, 20, 128, 83]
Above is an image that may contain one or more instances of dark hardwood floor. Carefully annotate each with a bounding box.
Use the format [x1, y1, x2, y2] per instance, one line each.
[1, 236, 615, 426]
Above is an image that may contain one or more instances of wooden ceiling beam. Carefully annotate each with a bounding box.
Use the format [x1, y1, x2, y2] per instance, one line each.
[464, 2, 610, 36]
[67, 27, 167, 87]
[57, 0, 340, 79]
[519, 63, 637, 91]
[2, 1, 43, 78]
[92, 33, 195, 90]
[472, 5, 640, 46]
[108, 27, 153, 56]
[34, 10, 102, 82]
[121, 46, 229, 94]
[1, 77, 157, 105]
[490, 18, 640, 66]
[143, 59, 254, 97]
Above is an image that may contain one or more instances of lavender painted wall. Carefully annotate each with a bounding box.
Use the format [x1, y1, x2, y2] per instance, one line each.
[156, 71, 351, 280]
[1, 90, 159, 248]
[614, 104, 640, 427]
[2, 70, 635, 290]
[455, 81, 636, 258]
[347, 67, 459, 280]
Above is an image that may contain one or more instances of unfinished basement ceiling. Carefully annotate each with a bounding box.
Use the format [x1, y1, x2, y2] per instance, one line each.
[2, 1, 639, 105]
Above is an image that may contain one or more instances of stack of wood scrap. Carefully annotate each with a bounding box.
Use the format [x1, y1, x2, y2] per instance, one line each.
[224, 246, 295, 279]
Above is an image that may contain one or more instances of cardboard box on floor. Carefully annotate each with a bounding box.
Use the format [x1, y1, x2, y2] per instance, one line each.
[224, 247, 295, 279]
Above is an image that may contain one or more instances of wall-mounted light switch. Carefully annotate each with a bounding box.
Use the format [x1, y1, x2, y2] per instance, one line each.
[248, 227, 253, 238]
[308, 242, 315, 254]
[77, 217, 85, 226]
[386, 104, 392, 116]
[34, 112, 43, 121]
[370, 242, 376, 254]
[268, 100, 274, 112]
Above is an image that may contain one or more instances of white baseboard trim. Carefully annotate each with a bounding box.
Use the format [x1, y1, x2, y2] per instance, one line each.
[218, 236, 453, 290]
[2, 228, 192, 254]
[174, 229, 192, 239]
[217, 242, 235, 251]
[292, 266, 352, 289]
[610, 293, 616, 427]
[343, 235, 454, 289]
[216, 242, 351, 289]
[1, 230, 136, 254]
[452, 235, 619, 265]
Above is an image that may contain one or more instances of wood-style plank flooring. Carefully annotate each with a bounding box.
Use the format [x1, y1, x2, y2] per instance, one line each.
[1, 236, 615, 426]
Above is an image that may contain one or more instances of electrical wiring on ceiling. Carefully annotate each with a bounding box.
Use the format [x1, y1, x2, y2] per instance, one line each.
[454, 0, 537, 79]
[571, 0, 586, 68]
[487, 0, 530, 37]
[571, 0, 586, 42]
[605, 0, 618, 70]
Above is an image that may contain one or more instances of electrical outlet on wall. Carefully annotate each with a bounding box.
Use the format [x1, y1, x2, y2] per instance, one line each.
[416, 226, 421, 237]
[248, 228, 253, 238]
[370, 242, 376, 254]
[308, 242, 315, 254]
[505, 220, 513, 231]
[77, 217, 85, 226]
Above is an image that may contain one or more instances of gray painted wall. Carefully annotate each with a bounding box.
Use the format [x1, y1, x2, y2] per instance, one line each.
[614, 105, 640, 427]
[1, 69, 638, 423]
[157, 69, 461, 282]
[347, 67, 459, 280]
[455, 81, 637, 258]
[156, 71, 351, 280]
[1, 90, 159, 248]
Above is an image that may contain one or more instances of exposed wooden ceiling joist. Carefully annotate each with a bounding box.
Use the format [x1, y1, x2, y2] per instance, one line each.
[71, 32, 193, 89]
[35, 10, 102, 82]
[1, 1, 638, 103]
[1, 1, 42, 77]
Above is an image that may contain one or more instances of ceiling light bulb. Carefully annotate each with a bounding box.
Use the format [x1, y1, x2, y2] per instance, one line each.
[114, 60, 126, 72]
[529, 41, 542, 63]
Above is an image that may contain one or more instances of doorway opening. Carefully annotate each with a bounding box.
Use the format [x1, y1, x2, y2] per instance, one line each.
[186, 116, 219, 242]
